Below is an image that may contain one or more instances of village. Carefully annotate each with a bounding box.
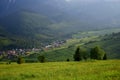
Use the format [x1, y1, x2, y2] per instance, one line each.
[0, 40, 66, 60]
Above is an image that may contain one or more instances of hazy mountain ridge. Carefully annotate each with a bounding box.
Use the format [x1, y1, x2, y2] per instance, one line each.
[1, 0, 120, 27]
[0, 0, 120, 49]
[0, 11, 56, 49]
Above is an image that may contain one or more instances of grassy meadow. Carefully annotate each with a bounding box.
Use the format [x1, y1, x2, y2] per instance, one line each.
[0, 60, 120, 80]
[73, 28, 120, 38]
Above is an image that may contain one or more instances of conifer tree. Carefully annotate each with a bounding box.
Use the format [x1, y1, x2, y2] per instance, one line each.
[74, 47, 82, 61]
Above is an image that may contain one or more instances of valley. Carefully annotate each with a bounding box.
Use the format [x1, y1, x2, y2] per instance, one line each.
[1, 28, 120, 62]
[1, 0, 120, 50]
[0, 1, 120, 80]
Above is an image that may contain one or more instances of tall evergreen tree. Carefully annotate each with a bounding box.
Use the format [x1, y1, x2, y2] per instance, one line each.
[103, 53, 107, 60]
[73, 47, 82, 61]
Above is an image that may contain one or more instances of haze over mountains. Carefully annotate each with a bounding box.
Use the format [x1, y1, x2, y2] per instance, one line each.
[0, 0, 120, 49]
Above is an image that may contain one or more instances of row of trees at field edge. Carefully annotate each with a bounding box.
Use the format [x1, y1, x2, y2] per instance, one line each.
[16, 55, 45, 64]
[74, 46, 107, 61]
[16, 46, 107, 64]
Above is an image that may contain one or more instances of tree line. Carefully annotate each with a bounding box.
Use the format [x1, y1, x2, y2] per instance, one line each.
[6, 46, 107, 64]
[74, 46, 107, 61]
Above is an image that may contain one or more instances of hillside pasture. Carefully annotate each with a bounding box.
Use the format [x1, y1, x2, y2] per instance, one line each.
[0, 60, 120, 80]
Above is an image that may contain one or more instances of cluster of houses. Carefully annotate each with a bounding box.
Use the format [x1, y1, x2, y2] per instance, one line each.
[0, 40, 66, 60]
[0, 49, 31, 59]
[44, 40, 66, 50]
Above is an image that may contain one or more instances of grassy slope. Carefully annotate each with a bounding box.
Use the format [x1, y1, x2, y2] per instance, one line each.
[0, 60, 120, 80]
[83, 38, 120, 59]
[43, 47, 75, 61]
[26, 47, 75, 62]
[73, 28, 120, 38]
[26, 33, 120, 62]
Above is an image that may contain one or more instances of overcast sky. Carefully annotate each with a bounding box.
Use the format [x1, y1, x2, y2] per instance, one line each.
[65, 0, 120, 2]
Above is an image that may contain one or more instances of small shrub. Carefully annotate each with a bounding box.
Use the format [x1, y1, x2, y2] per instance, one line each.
[66, 58, 70, 62]
[17, 57, 25, 64]
[6, 60, 11, 64]
[37, 55, 45, 63]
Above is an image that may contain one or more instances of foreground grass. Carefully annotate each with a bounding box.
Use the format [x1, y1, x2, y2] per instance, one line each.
[0, 60, 120, 80]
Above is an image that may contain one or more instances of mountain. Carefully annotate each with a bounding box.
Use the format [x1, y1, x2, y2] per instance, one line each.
[0, 11, 52, 36]
[0, 11, 53, 49]
[1, 0, 120, 25]
[1, 0, 120, 49]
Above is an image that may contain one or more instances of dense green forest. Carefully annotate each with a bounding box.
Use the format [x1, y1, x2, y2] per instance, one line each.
[0, 11, 72, 50]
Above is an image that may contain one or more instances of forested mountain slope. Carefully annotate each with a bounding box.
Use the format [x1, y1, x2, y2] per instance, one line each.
[1, 0, 120, 49]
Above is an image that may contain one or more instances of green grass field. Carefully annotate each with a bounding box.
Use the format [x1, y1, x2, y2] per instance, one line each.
[73, 28, 120, 38]
[0, 60, 120, 80]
